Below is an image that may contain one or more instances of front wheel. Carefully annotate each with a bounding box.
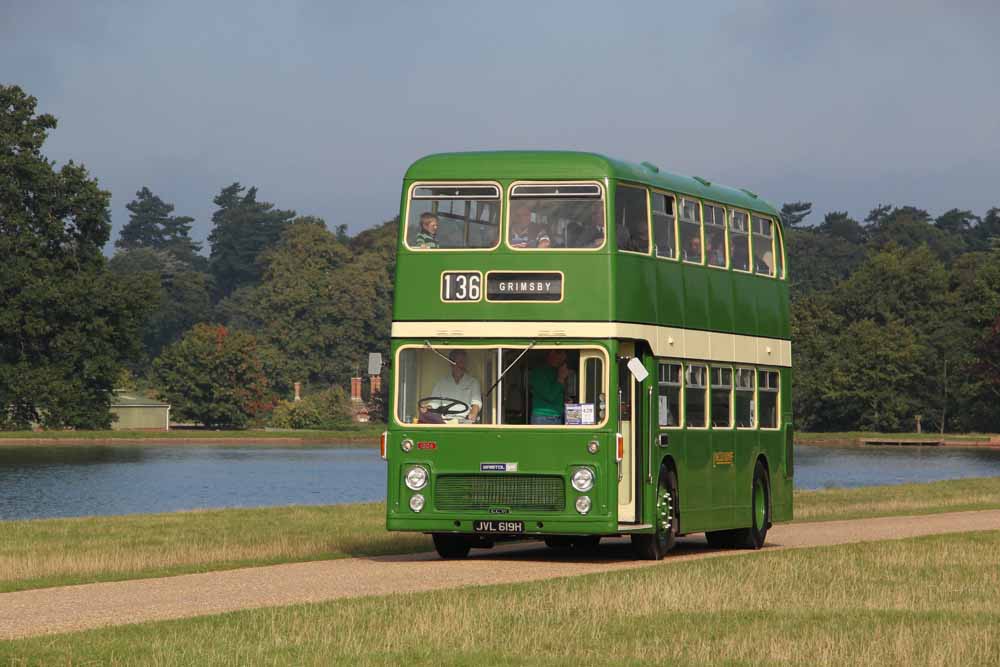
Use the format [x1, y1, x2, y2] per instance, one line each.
[632, 466, 678, 560]
[432, 534, 471, 559]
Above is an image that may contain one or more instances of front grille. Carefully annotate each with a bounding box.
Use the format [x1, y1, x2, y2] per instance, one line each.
[435, 474, 565, 512]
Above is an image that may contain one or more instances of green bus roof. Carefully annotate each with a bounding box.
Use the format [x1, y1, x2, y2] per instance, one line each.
[404, 151, 780, 219]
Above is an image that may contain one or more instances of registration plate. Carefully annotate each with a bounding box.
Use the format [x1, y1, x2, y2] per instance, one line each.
[473, 520, 524, 534]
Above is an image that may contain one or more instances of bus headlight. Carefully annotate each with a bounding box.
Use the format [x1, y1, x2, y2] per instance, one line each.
[576, 496, 592, 514]
[405, 465, 428, 491]
[571, 467, 595, 492]
[409, 494, 425, 512]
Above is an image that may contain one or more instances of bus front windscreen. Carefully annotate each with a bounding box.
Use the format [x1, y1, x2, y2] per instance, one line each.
[395, 346, 607, 427]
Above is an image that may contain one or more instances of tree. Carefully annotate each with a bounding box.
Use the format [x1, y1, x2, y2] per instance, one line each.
[108, 248, 213, 361]
[153, 324, 272, 428]
[816, 211, 866, 245]
[117, 187, 201, 261]
[0, 85, 154, 429]
[207, 183, 295, 297]
[779, 201, 812, 227]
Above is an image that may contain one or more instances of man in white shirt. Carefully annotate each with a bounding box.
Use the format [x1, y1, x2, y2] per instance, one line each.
[430, 350, 482, 422]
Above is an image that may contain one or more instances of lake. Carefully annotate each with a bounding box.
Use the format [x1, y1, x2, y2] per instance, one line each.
[2, 443, 999, 521]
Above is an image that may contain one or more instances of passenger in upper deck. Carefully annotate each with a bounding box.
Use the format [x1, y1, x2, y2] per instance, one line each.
[683, 234, 702, 262]
[414, 212, 440, 249]
[509, 203, 548, 248]
[569, 207, 606, 248]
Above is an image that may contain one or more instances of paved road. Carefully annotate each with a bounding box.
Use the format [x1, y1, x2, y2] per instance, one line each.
[2, 509, 999, 640]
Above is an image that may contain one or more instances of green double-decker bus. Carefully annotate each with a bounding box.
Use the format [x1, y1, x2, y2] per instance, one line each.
[382, 151, 792, 559]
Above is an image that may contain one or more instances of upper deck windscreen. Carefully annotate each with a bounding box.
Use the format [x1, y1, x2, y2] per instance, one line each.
[405, 184, 500, 250]
[507, 184, 605, 250]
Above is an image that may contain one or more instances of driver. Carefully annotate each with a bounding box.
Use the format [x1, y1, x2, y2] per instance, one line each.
[430, 349, 482, 422]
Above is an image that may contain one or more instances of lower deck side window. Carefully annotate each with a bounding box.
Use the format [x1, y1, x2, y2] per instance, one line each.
[758, 369, 779, 428]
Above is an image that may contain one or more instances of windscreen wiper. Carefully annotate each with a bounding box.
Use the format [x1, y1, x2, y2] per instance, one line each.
[424, 340, 456, 365]
[482, 341, 536, 400]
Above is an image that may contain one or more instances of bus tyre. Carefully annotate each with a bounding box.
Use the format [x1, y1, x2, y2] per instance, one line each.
[432, 534, 471, 559]
[544, 537, 573, 549]
[632, 466, 678, 560]
[734, 461, 770, 550]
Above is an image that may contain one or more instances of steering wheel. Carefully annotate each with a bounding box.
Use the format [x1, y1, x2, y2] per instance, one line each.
[418, 396, 470, 418]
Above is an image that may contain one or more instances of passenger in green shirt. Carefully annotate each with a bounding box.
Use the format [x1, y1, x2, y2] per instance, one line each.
[414, 212, 440, 248]
[530, 350, 569, 425]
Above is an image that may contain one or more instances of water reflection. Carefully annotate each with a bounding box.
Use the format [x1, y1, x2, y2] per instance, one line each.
[0, 444, 384, 521]
[1, 443, 999, 521]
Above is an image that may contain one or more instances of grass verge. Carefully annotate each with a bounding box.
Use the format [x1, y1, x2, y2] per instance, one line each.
[3, 530, 999, 666]
[3, 478, 1000, 594]
[0, 504, 430, 594]
[793, 476, 1000, 522]
[796, 431, 998, 445]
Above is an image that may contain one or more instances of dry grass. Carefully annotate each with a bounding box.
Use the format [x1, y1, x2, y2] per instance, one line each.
[0, 504, 430, 593]
[794, 476, 1000, 522]
[2, 478, 1000, 594]
[3, 530, 999, 666]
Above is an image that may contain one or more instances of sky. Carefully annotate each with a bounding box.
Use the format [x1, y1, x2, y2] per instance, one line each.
[4, 1, 999, 251]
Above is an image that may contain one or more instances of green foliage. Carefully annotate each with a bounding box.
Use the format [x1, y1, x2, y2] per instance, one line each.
[117, 187, 201, 260]
[269, 386, 354, 429]
[779, 201, 812, 227]
[207, 183, 296, 298]
[0, 85, 154, 429]
[220, 218, 397, 393]
[153, 324, 272, 428]
[108, 248, 213, 361]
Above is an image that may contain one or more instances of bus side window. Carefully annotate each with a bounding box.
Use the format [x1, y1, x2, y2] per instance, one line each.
[758, 370, 779, 428]
[680, 199, 703, 264]
[684, 364, 707, 428]
[658, 362, 682, 427]
[710, 367, 733, 427]
[735, 368, 755, 427]
[775, 224, 785, 279]
[704, 204, 727, 268]
[652, 193, 676, 259]
[752, 216, 775, 276]
[730, 211, 750, 272]
[615, 185, 650, 253]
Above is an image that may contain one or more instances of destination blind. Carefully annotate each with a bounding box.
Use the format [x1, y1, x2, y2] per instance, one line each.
[486, 272, 562, 302]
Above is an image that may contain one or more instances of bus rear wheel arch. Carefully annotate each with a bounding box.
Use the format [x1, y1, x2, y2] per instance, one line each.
[705, 458, 771, 550]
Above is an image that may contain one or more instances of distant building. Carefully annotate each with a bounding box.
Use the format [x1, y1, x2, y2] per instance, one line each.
[110, 393, 171, 431]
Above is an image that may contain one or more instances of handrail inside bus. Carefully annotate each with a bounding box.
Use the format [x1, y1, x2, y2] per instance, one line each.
[482, 341, 537, 401]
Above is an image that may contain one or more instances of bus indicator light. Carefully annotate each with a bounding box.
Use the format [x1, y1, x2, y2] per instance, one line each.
[616, 433, 624, 463]
[380, 431, 387, 460]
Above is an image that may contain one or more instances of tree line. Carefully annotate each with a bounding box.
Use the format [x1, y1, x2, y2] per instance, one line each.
[2, 83, 997, 431]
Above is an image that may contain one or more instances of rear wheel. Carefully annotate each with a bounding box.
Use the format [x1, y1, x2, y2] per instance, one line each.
[632, 466, 678, 560]
[432, 533, 471, 559]
[732, 460, 770, 549]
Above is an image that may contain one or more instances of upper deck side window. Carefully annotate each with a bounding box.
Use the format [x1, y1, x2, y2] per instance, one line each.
[651, 192, 677, 259]
[508, 183, 605, 250]
[679, 198, 703, 264]
[405, 184, 501, 250]
[730, 211, 751, 272]
[703, 204, 727, 268]
[615, 184, 650, 254]
[751, 215, 775, 276]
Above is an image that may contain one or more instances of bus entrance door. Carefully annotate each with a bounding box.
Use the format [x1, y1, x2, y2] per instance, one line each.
[616, 344, 644, 524]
